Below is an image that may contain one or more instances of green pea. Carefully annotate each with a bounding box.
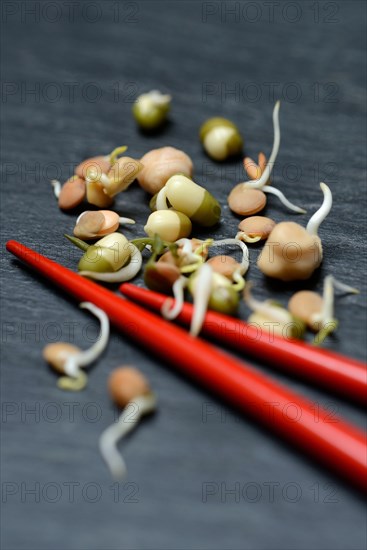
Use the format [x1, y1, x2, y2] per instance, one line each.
[163, 175, 221, 227]
[208, 286, 240, 315]
[190, 188, 221, 227]
[78, 246, 116, 273]
[199, 117, 243, 161]
[133, 91, 171, 130]
[199, 117, 237, 142]
[78, 233, 131, 273]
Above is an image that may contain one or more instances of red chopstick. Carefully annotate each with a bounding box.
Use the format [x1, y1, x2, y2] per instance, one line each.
[120, 283, 367, 406]
[6, 240, 367, 492]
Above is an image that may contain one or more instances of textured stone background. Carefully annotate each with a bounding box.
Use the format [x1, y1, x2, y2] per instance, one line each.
[1, 1, 366, 549]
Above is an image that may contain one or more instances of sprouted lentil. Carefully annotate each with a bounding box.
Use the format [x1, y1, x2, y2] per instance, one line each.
[99, 367, 157, 479]
[43, 302, 109, 390]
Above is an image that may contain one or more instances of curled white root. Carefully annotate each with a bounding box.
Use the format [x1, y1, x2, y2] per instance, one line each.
[262, 185, 306, 214]
[156, 186, 169, 210]
[79, 245, 142, 282]
[244, 101, 280, 190]
[244, 284, 292, 324]
[72, 303, 109, 366]
[175, 238, 197, 264]
[306, 183, 333, 236]
[332, 278, 359, 295]
[241, 102, 305, 214]
[99, 394, 157, 479]
[119, 217, 136, 225]
[59, 302, 110, 391]
[178, 239, 212, 274]
[232, 269, 246, 292]
[312, 275, 359, 344]
[161, 276, 187, 320]
[51, 179, 61, 199]
[190, 263, 213, 337]
[316, 275, 335, 326]
[235, 232, 262, 244]
[210, 238, 250, 276]
[57, 370, 88, 391]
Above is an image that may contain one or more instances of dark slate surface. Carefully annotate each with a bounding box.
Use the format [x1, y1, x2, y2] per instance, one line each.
[1, 1, 366, 549]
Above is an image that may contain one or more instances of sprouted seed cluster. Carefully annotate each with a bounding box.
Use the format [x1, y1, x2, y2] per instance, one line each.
[42, 95, 359, 478]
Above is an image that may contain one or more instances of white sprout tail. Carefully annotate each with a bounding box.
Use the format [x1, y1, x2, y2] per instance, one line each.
[244, 101, 280, 190]
[306, 183, 332, 236]
[156, 186, 169, 210]
[190, 263, 213, 337]
[71, 302, 110, 368]
[262, 185, 306, 214]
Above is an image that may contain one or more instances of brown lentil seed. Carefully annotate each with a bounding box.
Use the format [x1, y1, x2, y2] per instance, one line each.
[158, 250, 178, 266]
[108, 367, 151, 408]
[43, 342, 81, 374]
[228, 186, 267, 216]
[207, 255, 240, 279]
[238, 216, 276, 240]
[288, 291, 324, 328]
[74, 211, 105, 238]
[98, 211, 120, 235]
[58, 177, 86, 210]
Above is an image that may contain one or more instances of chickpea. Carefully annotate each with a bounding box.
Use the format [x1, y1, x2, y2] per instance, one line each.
[137, 147, 193, 195]
[257, 183, 332, 281]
